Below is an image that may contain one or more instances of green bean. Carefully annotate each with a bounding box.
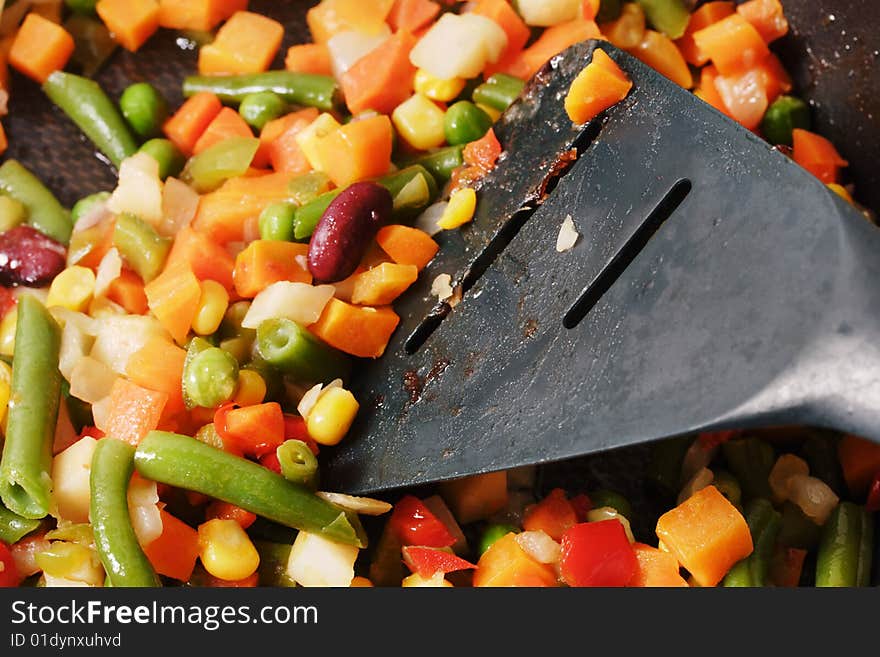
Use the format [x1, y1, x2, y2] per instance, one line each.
[42, 71, 138, 168]
[288, 171, 332, 205]
[90, 438, 161, 587]
[255, 540, 295, 586]
[801, 433, 845, 497]
[647, 436, 691, 496]
[134, 431, 367, 547]
[472, 74, 525, 112]
[588, 489, 632, 519]
[65, 0, 98, 14]
[721, 437, 775, 501]
[112, 212, 171, 283]
[816, 502, 872, 587]
[255, 318, 351, 384]
[0, 161, 71, 245]
[138, 139, 186, 181]
[712, 469, 742, 508]
[120, 82, 168, 139]
[0, 296, 61, 519]
[723, 498, 780, 587]
[181, 137, 260, 193]
[182, 338, 239, 409]
[444, 101, 493, 146]
[183, 72, 340, 111]
[392, 172, 431, 213]
[403, 145, 464, 183]
[376, 165, 439, 202]
[64, 14, 118, 79]
[258, 202, 297, 242]
[0, 503, 41, 543]
[596, 0, 624, 22]
[277, 440, 319, 488]
[635, 0, 690, 39]
[70, 191, 110, 225]
[239, 91, 286, 130]
[761, 95, 811, 147]
[479, 523, 518, 555]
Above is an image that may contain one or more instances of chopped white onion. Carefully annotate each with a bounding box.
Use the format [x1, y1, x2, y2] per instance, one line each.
[297, 378, 342, 418]
[51, 436, 98, 524]
[57, 312, 97, 382]
[315, 491, 392, 516]
[327, 26, 391, 79]
[89, 314, 169, 375]
[241, 282, 335, 329]
[431, 273, 454, 301]
[787, 474, 839, 526]
[768, 453, 810, 505]
[128, 477, 162, 546]
[91, 396, 111, 433]
[68, 356, 118, 404]
[515, 530, 561, 564]
[556, 214, 580, 252]
[107, 152, 164, 227]
[516, 0, 580, 26]
[414, 201, 448, 236]
[586, 506, 636, 543]
[93, 247, 122, 298]
[72, 198, 112, 234]
[159, 177, 199, 238]
[287, 531, 358, 587]
[410, 13, 508, 80]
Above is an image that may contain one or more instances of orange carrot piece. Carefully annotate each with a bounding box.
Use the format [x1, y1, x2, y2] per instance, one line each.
[309, 298, 400, 358]
[792, 128, 848, 184]
[8, 13, 75, 84]
[582, 0, 601, 20]
[143, 509, 200, 581]
[198, 11, 284, 75]
[143, 264, 201, 344]
[191, 171, 295, 244]
[502, 19, 601, 80]
[284, 43, 332, 75]
[103, 378, 169, 446]
[126, 335, 187, 415]
[628, 543, 689, 587]
[388, 0, 441, 33]
[222, 402, 285, 455]
[375, 224, 439, 271]
[163, 92, 223, 156]
[106, 268, 148, 315]
[232, 240, 311, 298]
[473, 533, 558, 587]
[692, 13, 770, 76]
[627, 30, 693, 89]
[711, 66, 768, 130]
[564, 48, 633, 124]
[193, 107, 254, 155]
[157, 0, 248, 32]
[438, 471, 509, 524]
[655, 485, 753, 587]
[314, 114, 393, 188]
[306, 0, 395, 44]
[472, 0, 531, 75]
[675, 1, 734, 66]
[96, 0, 160, 52]
[522, 488, 578, 541]
[0, 123, 7, 156]
[350, 262, 418, 306]
[165, 226, 236, 295]
[340, 30, 418, 116]
[694, 65, 733, 118]
[736, 0, 788, 43]
[837, 435, 880, 497]
[262, 108, 319, 174]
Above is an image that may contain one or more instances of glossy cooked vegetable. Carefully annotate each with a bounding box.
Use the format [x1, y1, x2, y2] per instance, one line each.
[0, 160, 72, 245]
[183, 71, 340, 111]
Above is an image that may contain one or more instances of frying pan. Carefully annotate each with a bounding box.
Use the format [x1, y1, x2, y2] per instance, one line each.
[3, 0, 878, 545]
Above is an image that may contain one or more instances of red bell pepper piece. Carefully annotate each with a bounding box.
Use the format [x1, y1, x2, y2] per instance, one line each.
[865, 471, 880, 512]
[259, 451, 282, 474]
[283, 414, 320, 455]
[522, 488, 578, 541]
[698, 430, 739, 449]
[388, 495, 456, 548]
[401, 546, 476, 577]
[0, 287, 15, 321]
[79, 426, 105, 440]
[570, 493, 593, 522]
[559, 519, 637, 587]
[206, 500, 257, 529]
[0, 541, 21, 587]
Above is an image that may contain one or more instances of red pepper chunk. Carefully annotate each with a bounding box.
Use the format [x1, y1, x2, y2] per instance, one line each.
[0, 541, 21, 587]
[463, 128, 502, 173]
[401, 546, 476, 578]
[522, 488, 578, 541]
[215, 402, 285, 458]
[283, 414, 320, 455]
[389, 495, 456, 548]
[865, 471, 880, 513]
[559, 520, 637, 587]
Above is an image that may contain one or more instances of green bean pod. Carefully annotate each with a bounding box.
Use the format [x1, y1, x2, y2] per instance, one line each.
[472, 73, 525, 112]
[403, 145, 464, 183]
[255, 317, 351, 384]
[277, 439, 319, 488]
[816, 502, 872, 587]
[588, 489, 632, 519]
[723, 498, 780, 587]
[42, 71, 138, 168]
[634, 0, 690, 39]
[134, 432, 367, 547]
[0, 160, 72, 245]
[801, 434, 845, 497]
[90, 438, 161, 587]
[0, 503, 42, 544]
[112, 212, 171, 283]
[255, 540, 296, 586]
[0, 296, 62, 519]
[721, 437, 775, 501]
[183, 72, 340, 111]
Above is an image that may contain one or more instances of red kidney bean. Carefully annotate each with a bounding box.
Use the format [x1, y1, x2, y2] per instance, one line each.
[308, 182, 392, 284]
[0, 225, 67, 287]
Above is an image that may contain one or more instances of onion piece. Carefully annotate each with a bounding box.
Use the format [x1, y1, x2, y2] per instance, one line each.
[431, 273, 454, 301]
[414, 201, 448, 236]
[327, 26, 390, 79]
[315, 491, 392, 516]
[159, 177, 199, 238]
[93, 247, 122, 298]
[107, 152, 164, 227]
[768, 454, 809, 505]
[88, 314, 168, 375]
[677, 467, 714, 504]
[586, 506, 636, 543]
[515, 530, 561, 564]
[787, 474, 839, 526]
[515, 0, 580, 26]
[68, 356, 118, 404]
[128, 477, 162, 546]
[410, 13, 508, 80]
[556, 214, 579, 252]
[241, 282, 335, 329]
[297, 378, 342, 419]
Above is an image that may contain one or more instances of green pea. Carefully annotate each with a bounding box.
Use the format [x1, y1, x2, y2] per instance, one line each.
[70, 191, 110, 225]
[239, 92, 286, 131]
[443, 101, 493, 146]
[182, 339, 239, 409]
[65, 0, 98, 14]
[478, 523, 518, 555]
[761, 95, 811, 147]
[119, 82, 168, 139]
[258, 202, 297, 242]
[138, 138, 185, 180]
[588, 489, 633, 519]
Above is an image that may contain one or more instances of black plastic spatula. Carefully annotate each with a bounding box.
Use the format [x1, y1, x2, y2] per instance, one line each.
[322, 40, 880, 494]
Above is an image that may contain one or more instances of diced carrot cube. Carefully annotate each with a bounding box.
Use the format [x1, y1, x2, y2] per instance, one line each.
[736, 0, 788, 43]
[308, 298, 399, 358]
[8, 13, 75, 83]
[692, 13, 770, 76]
[198, 11, 284, 75]
[143, 509, 200, 581]
[165, 226, 236, 295]
[675, 1, 734, 67]
[313, 114, 393, 187]
[232, 240, 311, 298]
[501, 19, 601, 80]
[103, 378, 168, 446]
[375, 224, 439, 271]
[628, 543, 689, 587]
[473, 533, 558, 587]
[350, 262, 418, 306]
[388, 0, 441, 34]
[157, 0, 248, 32]
[193, 107, 254, 155]
[628, 30, 693, 89]
[564, 48, 633, 124]
[284, 43, 332, 76]
[96, 0, 160, 52]
[106, 269, 149, 315]
[792, 128, 848, 184]
[163, 92, 223, 156]
[340, 30, 418, 116]
[126, 335, 187, 415]
[260, 108, 319, 175]
[144, 264, 201, 344]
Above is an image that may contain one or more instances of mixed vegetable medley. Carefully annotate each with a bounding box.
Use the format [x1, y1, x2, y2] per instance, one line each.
[0, 0, 872, 588]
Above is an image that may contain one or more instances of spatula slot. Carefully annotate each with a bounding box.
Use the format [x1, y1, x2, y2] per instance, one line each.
[563, 178, 692, 329]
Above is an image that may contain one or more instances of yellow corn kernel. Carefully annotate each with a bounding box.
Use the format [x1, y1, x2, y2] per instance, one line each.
[46, 266, 96, 312]
[232, 369, 266, 407]
[414, 69, 466, 102]
[438, 187, 477, 230]
[391, 94, 447, 151]
[192, 279, 229, 336]
[0, 307, 17, 358]
[402, 572, 454, 587]
[306, 386, 359, 446]
[0, 195, 26, 232]
[198, 518, 260, 582]
[0, 359, 11, 427]
[295, 112, 342, 172]
[350, 576, 374, 587]
[827, 183, 853, 204]
[476, 102, 501, 122]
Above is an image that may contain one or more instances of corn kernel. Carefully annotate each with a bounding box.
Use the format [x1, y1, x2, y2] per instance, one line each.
[476, 103, 501, 122]
[232, 369, 266, 407]
[0, 307, 17, 358]
[414, 69, 466, 102]
[391, 94, 447, 151]
[402, 572, 453, 587]
[198, 518, 260, 582]
[0, 195, 26, 232]
[192, 280, 229, 336]
[46, 266, 96, 312]
[296, 113, 342, 172]
[306, 386, 359, 446]
[0, 359, 11, 428]
[438, 187, 477, 230]
[350, 576, 374, 587]
[827, 183, 853, 204]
